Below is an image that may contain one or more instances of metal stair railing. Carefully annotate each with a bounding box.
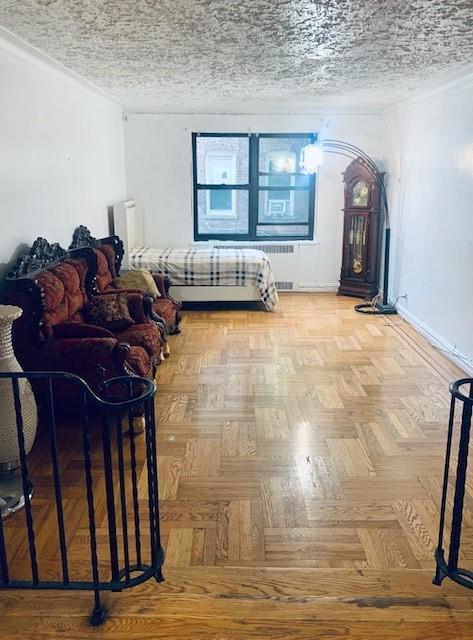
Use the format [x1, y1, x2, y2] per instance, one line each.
[434, 377, 473, 591]
[0, 371, 164, 626]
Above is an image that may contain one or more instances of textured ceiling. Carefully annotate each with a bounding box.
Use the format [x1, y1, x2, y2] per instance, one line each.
[1, 1, 473, 112]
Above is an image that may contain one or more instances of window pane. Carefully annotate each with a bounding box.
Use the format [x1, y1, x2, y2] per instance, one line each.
[257, 224, 310, 237]
[258, 137, 312, 175]
[259, 173, 311, 187]
[210, 189, 233, 211]
[196, 136, 249, 184]
[197, 189, 249, 235]
[258, 189, 310, 223]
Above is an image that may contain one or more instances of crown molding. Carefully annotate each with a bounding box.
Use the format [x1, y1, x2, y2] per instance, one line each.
[385, 63, 473, 113]
[0, 25, 122, 110]
[123, 108, 384, 117]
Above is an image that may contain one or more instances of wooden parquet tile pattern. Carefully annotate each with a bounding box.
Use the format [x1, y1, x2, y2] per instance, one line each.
[1, 293, 472, 639]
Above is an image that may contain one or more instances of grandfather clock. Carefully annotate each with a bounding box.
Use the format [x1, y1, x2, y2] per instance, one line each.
[338, 158, 384, 299]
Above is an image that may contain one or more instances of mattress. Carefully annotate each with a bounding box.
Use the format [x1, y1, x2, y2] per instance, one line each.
[129, 246, 279, 311]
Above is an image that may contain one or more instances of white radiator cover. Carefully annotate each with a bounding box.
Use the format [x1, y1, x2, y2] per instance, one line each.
[191, 241, 337, 292]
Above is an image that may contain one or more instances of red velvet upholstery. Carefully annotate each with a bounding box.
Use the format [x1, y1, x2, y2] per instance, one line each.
[67, 246, 166, 361]
[126, 292, 149, 325]
[152, 273, 168, 298]
[116, 324, 161, 357]
[34, 258, 89, 338]
[151, 298, 178, 329]
[92, 244, 181, 334]
[52, 322, 114, 339]
[3, 254, 157, 393]
[97, 243, 118, 279]
[90, 246, 174, 339]
[126, 345, 153, 378]
[95, 249, 114, 291]
[35, 271, 66, 335]
[150, 273, 182, 334]
[89, 251, 165, 358]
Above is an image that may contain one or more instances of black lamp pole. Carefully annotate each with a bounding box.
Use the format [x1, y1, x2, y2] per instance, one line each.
[318, 139, 397, 315]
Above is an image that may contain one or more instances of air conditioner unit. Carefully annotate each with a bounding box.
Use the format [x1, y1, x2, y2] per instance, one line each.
[268, 200, 287, 216]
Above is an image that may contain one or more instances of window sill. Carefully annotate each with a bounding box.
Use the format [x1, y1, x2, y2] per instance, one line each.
[192, 239, 320, 246]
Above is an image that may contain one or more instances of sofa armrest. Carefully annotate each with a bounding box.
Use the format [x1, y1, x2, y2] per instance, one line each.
[52, 321, 115, 339]
[98, 287, 145, 295]
[45, 336, 118, 356]
[124, 292, 150, 325]
[150, 308, 166, 329]
[151, 273, 168, 298]
[151, 273, 181, 307]
[40, 336, 128, 376]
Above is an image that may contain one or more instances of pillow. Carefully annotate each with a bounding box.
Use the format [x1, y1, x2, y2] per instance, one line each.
[85, 293, 134, 331]
[53, 321, 115, 339]
[112, 269, 161, 299]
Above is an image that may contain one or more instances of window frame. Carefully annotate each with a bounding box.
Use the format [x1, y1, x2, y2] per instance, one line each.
[192, 132, 317, 242]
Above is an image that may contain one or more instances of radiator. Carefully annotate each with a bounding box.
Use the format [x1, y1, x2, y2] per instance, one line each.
[191, 241, 299, 291]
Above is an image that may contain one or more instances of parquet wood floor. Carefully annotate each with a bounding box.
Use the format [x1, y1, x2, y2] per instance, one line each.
[1, 293, 472, 638]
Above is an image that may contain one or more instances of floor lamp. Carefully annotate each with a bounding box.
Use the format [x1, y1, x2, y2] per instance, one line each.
[300, 139, 397, 315]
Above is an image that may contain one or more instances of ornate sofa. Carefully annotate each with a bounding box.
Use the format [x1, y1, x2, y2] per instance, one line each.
[69, 226, 182, 335]
[2, 238, 162, 394]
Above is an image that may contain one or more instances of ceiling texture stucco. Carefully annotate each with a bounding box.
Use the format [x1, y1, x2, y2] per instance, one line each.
[0, 0, 472, 112]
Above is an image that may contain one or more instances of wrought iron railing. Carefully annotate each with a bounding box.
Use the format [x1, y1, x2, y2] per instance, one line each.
[0, 371, 164, 625]
[434, 377, 473, 590]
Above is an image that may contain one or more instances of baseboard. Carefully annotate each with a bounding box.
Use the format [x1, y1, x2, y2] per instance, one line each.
[396, 304, 473, 377]
[296, 283, 339, 292]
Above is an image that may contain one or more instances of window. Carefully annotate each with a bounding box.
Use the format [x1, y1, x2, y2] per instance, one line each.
[192, 133, 316, 241]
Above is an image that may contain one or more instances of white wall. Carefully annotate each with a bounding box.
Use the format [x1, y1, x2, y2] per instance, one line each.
[124, 113, 383, 289]
[383, 76, 473, 369]
[0, 33, 126, 278]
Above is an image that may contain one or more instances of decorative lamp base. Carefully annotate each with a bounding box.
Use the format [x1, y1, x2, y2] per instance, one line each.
[0, 470, 33, 519]
[434, 547, 473, 590]
[354, 302, 397, 315]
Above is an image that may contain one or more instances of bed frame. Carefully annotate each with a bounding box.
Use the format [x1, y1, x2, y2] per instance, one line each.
[112, 200, 261, 303]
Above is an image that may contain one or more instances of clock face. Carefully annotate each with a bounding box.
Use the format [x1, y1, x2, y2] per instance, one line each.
[352, 180, 369, 207]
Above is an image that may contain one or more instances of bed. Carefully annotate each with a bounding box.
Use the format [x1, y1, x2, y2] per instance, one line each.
[113, 200, 279, 311]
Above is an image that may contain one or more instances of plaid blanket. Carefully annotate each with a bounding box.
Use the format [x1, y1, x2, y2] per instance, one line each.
[130, 246, 279, 311]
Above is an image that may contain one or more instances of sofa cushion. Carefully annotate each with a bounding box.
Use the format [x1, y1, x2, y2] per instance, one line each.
[48, 262, 84, 319]
[36, 270, 65, 312]
[95, 248, 113, 291]
[86, 292, 134, 331]
[113, 269, 161, 299]
[65, 257, 88, 297]
[97, 244, 118, 279]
